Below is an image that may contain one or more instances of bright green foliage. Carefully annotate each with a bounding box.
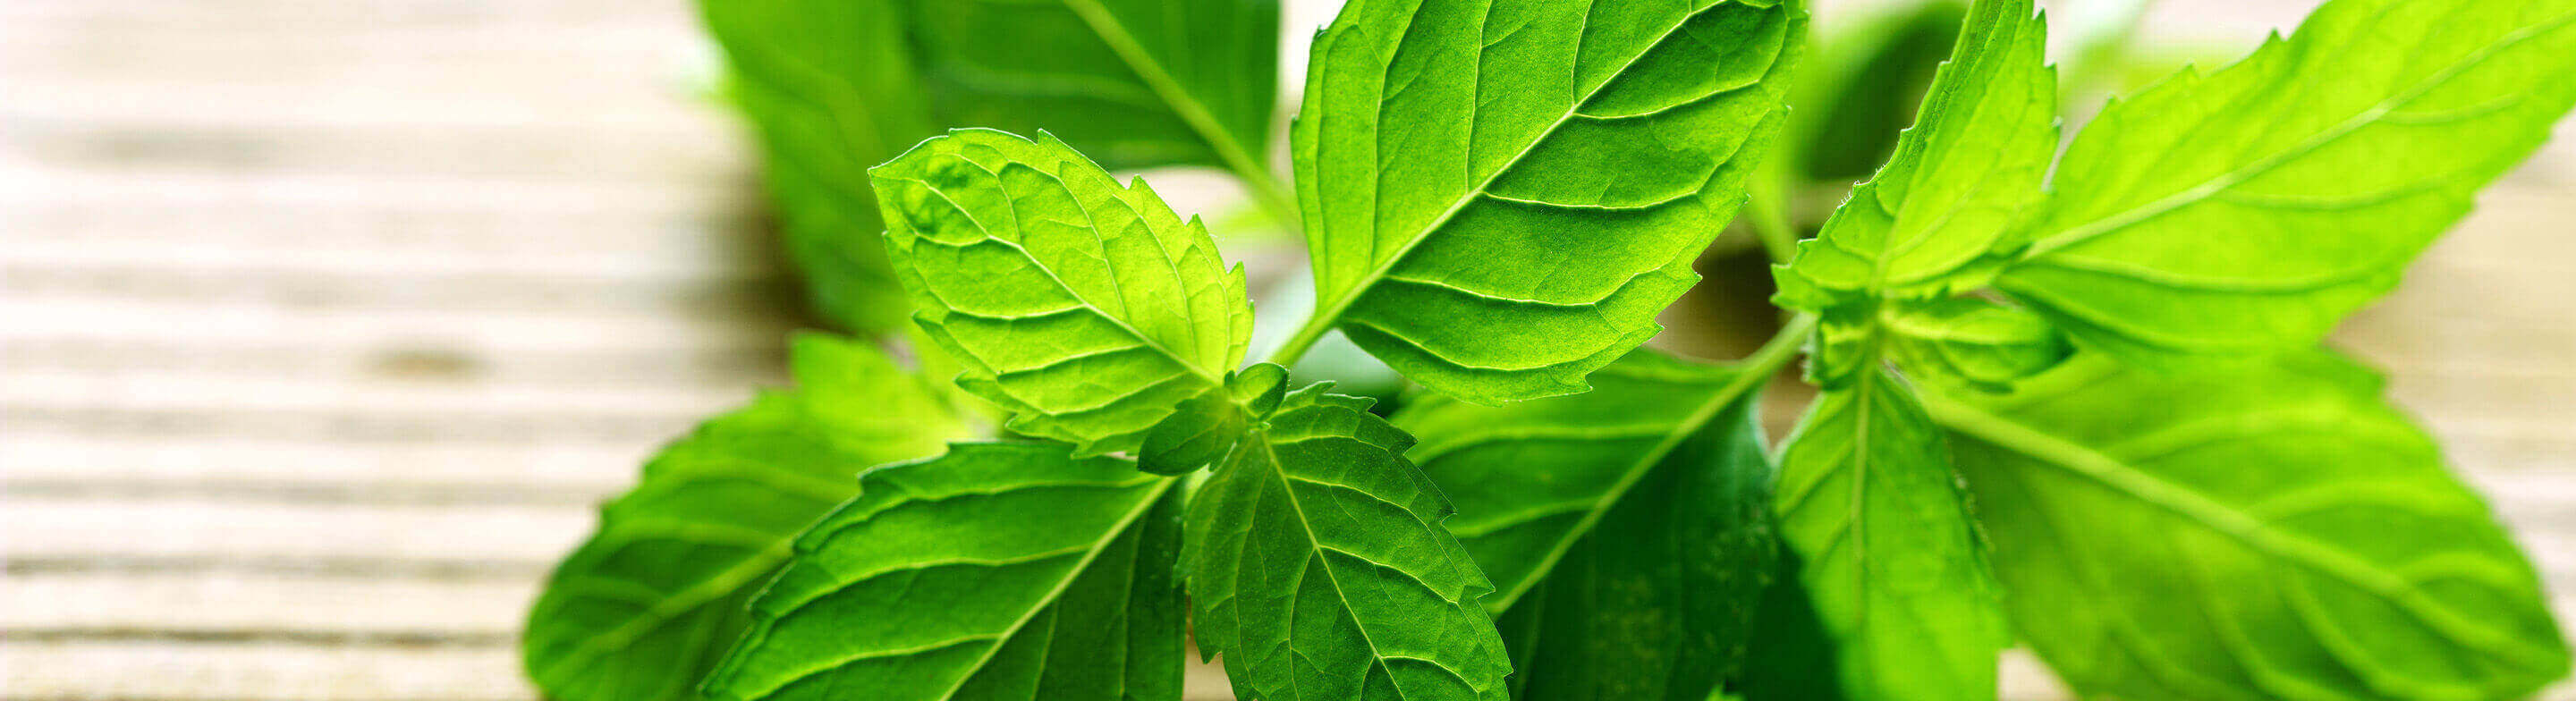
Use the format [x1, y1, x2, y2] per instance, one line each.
[523, 335, 968, 701]
[2000, 0, 2576, 361]
[701, 443, 1186, 701]
[1182, 384, 1513, 701]
[1881, 298, 2069, 391]
[874, 129, 1253, 455]
[1932, 351, 2572, 701]
[905, 0, 1279, 174]
[1135, 364, 1288, 476]
[1396, 350, 1775, 701]
[1775, 0, 2055, 310]
[1290, 0, 1804, 404]
[703, 0, 932, 332]
[1773, 367, 2007, 701]
[699, 0, 1279, 332]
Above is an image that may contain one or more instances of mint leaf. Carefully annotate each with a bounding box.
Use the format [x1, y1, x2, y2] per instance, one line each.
[906, 0, 1279, 178]
[701, 0, 1283, 332]
[1773, 367, 2007, 701]
[1929, 351, 2572, 701]
[1182, 384, 1513, 701]
[873, 129, 1254, 455]
[704, 0, 934, 332]
[1999, 0, 2576, 360]
[1881, 298, 2068, 391]
[1775, 0, 2055, 310]
[701, 443, 1184, 700]
[1396, 349, 1775, 700]
[523, 335, 969, 701]
[1285, 0, 1803, 404]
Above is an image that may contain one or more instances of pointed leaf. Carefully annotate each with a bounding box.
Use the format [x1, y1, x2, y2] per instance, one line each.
[700, 0, 1282, 332]
[1773, 367, 2007, 701]
[1182, 384, 1513, 701]
[1396, 349, 1775, 700]
[1293, 0, 1804, 404]
[702, 443, 1187, 701]
[1775, 0, 2055, 311]
[2000, 0, 2576, 359]
[1929, 351, 2572, 700]
[523, 335, 968, 701]
[875, 129, 1255, 454]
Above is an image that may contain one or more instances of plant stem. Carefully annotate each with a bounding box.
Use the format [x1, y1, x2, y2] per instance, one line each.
[1267, 307, 1334, 368]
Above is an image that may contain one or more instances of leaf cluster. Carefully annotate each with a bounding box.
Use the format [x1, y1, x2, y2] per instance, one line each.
[525, 0, 2576, 700]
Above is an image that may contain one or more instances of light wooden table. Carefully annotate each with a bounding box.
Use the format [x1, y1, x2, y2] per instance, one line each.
[2, 0, 2568, 698]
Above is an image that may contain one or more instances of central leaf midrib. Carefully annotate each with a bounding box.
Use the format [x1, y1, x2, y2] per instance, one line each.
[1251, 430, 1421, 697]
[2022, 7, 2576, 258]
[1919, 393, 2552, 664]
[1304, 3, 1731, 336]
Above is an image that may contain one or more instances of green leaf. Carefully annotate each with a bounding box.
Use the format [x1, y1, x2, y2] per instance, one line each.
[1734, 551, 1851, 701]
[1290, 0, 1804, 404]
[703, 0, 934, 333]
[1998, 0, 2576, 360]
[1773, 367, 2007, 701]
[1881, 297, 2069, 391]
[1182, 384, 1513, 701]
[523, 335, 968, 701]
[874, 129, 1254, 455]
[904, 0, 1282, 179]
[1928, 351, 2572, 701]
[1775, 0, 2055, 310]
[1395, 349, 1776, 700]
[700, 0, 1284, 332]
[701, 443, 1187, 701]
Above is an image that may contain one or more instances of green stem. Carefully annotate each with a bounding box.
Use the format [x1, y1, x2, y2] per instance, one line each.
[1267, 308, 1335, 367]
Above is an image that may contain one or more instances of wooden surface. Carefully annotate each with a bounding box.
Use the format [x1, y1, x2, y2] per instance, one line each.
[2, 0, 2570, 698]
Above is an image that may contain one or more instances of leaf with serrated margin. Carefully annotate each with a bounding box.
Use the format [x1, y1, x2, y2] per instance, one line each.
[1395, 349, 1775, 701]
[1774, 367, 2007, 701]
[1997, 0, 2576, 361]
[1182, 384, 1513, 701]
[702, 0, 934, 333]
[523, 335, 968, 701]
[701, 443, 1186, 701]
[1775, 0, 2055, 312]
[1292, 0, 1804, 404]
[904, 0, 1280, 175]
[699, 0, 1281, 332]
[875, 129, 1254, 455]
[1928, 350, 2572, 701]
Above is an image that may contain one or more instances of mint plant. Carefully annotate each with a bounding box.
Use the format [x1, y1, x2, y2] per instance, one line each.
[524, 0, 2576, 700]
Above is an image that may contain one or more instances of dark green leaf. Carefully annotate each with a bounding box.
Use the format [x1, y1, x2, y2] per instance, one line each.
[1930, 350, 2572, 700]
[522, 335, 968, 701]
[905, 0, 1280, 175]
[702, 443, 1187, 701]
[874, 129, 1254, 455]
[1291, 0, 1804, 404]
[1785, 0, 1967, 182]
[1396, 349, 1776, 700]
[1773, 367, 2007, 701]
[1183, 384, 1513, 701]
[1998, 0, 2576, 360]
